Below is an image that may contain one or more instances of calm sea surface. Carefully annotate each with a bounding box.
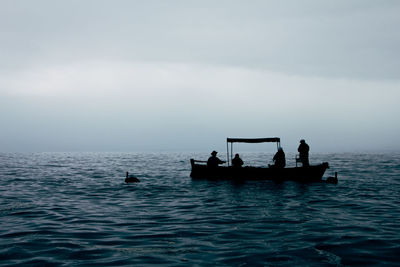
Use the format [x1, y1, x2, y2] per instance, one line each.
[1, 152, 400, 266]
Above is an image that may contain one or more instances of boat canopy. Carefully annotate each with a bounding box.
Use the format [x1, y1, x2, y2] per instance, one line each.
[226, 137, 281, 166]
[227, 137, 280, 143]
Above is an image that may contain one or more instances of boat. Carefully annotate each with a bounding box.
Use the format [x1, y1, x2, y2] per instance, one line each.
[190, 137, 329, 182]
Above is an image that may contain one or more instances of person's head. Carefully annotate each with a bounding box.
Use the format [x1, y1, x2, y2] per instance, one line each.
[300, 139, 305, 144]
[234, 153, 240, 158]
[278, 147, 283, 152]
[211, 151, 218, 156]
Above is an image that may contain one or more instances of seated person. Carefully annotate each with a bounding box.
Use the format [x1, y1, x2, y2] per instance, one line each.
[271, 147, 286, 168]
[231, 153, 244, 167]
[207, 150, 226, 168]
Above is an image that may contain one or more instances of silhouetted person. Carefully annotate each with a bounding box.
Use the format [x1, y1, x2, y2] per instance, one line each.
[207, 151, 226, 168]
[272, 147, 286, 168]
[298, 139, 310, 167]
[232, 153, 244, 167]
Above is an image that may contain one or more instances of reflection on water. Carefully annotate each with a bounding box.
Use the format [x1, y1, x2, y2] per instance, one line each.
[0, 152, 400, 266]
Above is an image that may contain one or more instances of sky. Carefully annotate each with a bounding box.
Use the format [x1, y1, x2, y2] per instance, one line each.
[1, 0, 399, 153]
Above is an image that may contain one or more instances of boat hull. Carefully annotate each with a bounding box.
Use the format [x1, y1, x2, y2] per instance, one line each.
[190, 160, 329, 182]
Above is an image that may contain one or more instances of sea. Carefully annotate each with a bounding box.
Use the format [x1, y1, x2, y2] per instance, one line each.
[1, 152, 399, 266]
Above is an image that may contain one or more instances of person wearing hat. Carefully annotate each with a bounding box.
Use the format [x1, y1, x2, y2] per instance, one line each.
[207, 150, 226, 168]
[298, 139, 310, 167]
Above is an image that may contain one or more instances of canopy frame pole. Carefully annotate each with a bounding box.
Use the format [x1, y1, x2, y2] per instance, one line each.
[226, 141, 229, 166]
[231, 142, 233, 163]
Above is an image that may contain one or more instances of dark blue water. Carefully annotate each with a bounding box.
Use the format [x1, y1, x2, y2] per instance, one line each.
[1, 152, 400, 266]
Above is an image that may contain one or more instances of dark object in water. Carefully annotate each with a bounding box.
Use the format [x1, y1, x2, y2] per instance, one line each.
[326, 172, 338, 184]
[190, 137, 331, 182]
[191, 159, 329, 182]
[125, 172, 140, 183]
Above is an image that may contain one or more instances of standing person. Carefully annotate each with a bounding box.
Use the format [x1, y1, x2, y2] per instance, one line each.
[232, 153, 244, 167]
[207, 151, 226, 168]
[272, 147, 286, 168]
[298, 139, 310, 167]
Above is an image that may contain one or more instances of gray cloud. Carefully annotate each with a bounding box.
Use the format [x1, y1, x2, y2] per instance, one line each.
[1, 0, 400, 79]
[1, 0, 399, 152]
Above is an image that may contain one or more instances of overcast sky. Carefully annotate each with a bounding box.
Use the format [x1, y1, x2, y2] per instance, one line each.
[1, 0, 399, 153]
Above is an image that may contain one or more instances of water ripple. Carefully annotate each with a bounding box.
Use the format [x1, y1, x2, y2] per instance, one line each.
[1, 152, 400, 265]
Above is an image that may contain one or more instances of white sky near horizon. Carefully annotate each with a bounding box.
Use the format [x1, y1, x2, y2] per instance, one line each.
[1, 0, 399, 153]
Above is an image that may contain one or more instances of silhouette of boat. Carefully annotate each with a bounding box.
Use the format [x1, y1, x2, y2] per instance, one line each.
[190, 137, 329, 182]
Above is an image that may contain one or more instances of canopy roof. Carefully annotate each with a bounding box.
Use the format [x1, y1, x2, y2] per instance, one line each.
[227, 137, 280, 143]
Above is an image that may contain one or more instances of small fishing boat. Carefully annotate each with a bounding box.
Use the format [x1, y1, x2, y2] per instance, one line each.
[190, 137, 329, 182]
